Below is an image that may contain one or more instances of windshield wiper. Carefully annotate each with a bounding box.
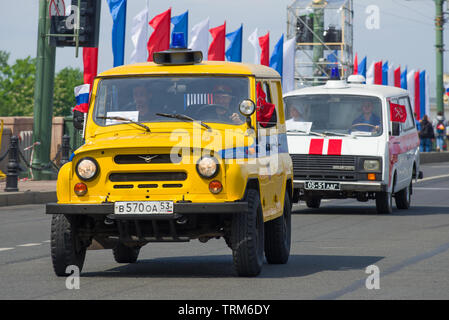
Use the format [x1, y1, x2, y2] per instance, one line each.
[286, 129, 325, 137]
[156, 113, 211, 130]
[96, 116, 151, 132]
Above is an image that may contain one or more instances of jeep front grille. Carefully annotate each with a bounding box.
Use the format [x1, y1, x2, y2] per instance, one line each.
[109, 172, 187, 182]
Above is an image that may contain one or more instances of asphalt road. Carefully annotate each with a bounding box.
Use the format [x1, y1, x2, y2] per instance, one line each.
[0, 162, 448, 300]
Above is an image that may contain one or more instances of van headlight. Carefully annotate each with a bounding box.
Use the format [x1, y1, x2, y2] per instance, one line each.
[363, 159, 380, 171]
[75, 157, 99, 181]
[196, 156, 219, 179]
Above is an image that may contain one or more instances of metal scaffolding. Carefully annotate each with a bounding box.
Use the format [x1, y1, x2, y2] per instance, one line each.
[287, 0, 354, 87]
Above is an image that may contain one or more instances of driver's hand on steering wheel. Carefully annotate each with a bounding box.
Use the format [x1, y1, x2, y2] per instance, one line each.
[230, 112, 244, 125]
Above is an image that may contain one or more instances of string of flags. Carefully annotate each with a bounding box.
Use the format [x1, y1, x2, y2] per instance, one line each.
[354, 53, 430, 121]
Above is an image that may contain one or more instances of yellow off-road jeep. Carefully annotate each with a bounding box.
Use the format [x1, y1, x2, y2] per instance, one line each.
[46, 42, 293, 277]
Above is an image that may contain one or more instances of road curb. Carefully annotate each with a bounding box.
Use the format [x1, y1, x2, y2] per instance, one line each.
[0, 191, 56, 207]
[420, 152, 449, 164]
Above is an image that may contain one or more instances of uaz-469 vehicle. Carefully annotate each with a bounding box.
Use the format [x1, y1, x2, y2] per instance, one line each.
[284, 75, 420, 214]
[46, 40, 293, 277]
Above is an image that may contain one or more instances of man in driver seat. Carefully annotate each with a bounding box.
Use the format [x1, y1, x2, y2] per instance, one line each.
[352, 101, 381, 132]
[212, 85, 244, 125]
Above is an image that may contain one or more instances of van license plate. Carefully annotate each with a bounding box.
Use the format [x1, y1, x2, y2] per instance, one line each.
[304, 181, 340, 191]
[114, 201, 174, 215]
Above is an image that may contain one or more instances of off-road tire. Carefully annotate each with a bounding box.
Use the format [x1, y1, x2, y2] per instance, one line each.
[376, 191, 393, 214]
[51, 214, 86, 277]
[306, 197, 321, 208]
[264, 192, 291, 264]
[395, 181, 412, 210]
[113, 243, 140, 263]
[231, 189, 264, 277]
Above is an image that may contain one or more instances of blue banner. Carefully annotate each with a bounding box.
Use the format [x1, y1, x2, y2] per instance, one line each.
[358, 56, 367, 78]
[269, 34, 284, 78]
[419, 70, 426, 119]
[171, 11, 188, 46]
[107, 0, 127, 67]
[401, 67, 408, 90]
[225, 24, 243, 62]
[382, 61, 388, 85]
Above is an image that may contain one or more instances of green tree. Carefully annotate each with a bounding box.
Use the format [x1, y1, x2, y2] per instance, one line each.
[53, 67, 83, 116]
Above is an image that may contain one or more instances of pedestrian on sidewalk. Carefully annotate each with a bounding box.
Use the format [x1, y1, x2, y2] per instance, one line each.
[432, 111, 448, 152]
[419, 115, 434, 152]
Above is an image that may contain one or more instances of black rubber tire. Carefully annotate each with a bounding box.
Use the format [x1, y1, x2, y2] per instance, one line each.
[231, 189, 264, 277]
[376, 191, 393, 214]
[51, 214, 86, 277]
[395, 181, 412, 210]
[264, 192, 291, 264]
[306, 197, 321, 208]
[113, 243, 140, 263]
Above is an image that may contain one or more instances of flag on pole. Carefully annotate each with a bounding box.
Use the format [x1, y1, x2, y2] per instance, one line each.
[366, 61, 375, 84]
[83, 47, 98, 88]
[414, 71, 421, 119]
[353, 53, 358, 74]
[401, 67, 408, 90]
[374, 61, 383, 85]
[189, 17, 210, 59]
[73, 84, 90, 113]
[248, 28, 261, 64]
[208, 22, 226, 61]
[394, 67, 401, 88]
[225, 24, 243, 62]
[382, 61, 388, 85]
[407, 69, 416, 114]
[282, 37, 295, 93]
[388, 63, 394, 87]
[390, 102, 407, 123]
[259, 32, 270, 66]
[358, 56, 367, 78]
[171, 10, 188, 46]
[419, 70, 426, 120]
[130, 7, 149, 63]
[426, 72, 430, 116]
[147, 8, 171, 62]
[269, 34, 284, 78]
[106, 0, 127, 67]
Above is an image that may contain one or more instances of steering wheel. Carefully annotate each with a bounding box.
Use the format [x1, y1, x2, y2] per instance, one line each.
[194, 104, 231, 118]
[351, 123, 378, 130]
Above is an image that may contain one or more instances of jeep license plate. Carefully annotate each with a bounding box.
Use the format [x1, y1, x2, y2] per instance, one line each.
[114, 201, 174, 215]
[304, 181, 340, 191]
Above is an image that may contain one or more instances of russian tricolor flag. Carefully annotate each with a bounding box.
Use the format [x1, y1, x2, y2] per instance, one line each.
[73, 84, 90, 113]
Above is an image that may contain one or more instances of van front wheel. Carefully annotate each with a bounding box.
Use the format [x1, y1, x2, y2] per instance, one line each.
[231, 189, 264, 277]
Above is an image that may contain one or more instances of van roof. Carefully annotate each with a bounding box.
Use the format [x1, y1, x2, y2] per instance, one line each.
[98, 61, 281, 79]
[283, 82, 409, 99]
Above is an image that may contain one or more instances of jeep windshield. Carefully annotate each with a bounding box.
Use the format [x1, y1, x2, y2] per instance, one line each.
[94, 76, 250, 127]
[284, 94, 383, 137]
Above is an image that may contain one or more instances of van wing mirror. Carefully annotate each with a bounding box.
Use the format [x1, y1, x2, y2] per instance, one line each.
[391, 122, 400, 136]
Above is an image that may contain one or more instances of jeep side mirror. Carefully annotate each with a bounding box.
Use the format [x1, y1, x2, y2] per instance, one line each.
[73, 110, 85, 130]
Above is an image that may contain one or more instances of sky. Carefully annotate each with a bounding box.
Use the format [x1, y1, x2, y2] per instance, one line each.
[0, 0, 448, 97]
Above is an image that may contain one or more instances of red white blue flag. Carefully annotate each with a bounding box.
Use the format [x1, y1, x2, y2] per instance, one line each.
[73, 84, 90, 113]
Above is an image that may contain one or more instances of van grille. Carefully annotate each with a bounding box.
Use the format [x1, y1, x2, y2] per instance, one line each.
[109, 172, 187, 182]
[291, 155, 357, 181]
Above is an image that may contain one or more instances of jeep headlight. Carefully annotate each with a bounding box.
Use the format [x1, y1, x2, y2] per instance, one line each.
[363, 159, 380, 171]
[197, 156, 219, 179]
[76, 157, 99, 181]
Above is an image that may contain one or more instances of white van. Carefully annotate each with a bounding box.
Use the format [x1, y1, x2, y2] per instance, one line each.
[283, 76, 421, 214]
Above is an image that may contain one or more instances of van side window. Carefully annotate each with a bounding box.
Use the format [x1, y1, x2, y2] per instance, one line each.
[389, 98, 401, 136]
[256, 81, 277, 128]
[398, 96, 414, 131]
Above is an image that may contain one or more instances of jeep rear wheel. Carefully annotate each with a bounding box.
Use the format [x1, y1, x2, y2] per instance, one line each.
[231, 189, 264, 277]
[113, 243, 140, 263]
[264, 192, 291, 264]
[51, 214, 86, 277]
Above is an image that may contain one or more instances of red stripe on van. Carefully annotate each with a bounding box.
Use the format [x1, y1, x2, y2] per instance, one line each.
[327, 139, 342, 155]
[309, 139, 324, 155]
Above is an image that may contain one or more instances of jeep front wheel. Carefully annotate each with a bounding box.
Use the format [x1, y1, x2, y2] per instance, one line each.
[51, 214, 87, 277]
[231, 189, 264, 277]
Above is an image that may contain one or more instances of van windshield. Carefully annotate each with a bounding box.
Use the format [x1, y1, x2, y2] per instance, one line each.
[283, 94, 383, 137]
[94, 76, 249, 126]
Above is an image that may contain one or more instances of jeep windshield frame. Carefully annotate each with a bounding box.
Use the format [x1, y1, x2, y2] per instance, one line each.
[92, 75, 250, 128]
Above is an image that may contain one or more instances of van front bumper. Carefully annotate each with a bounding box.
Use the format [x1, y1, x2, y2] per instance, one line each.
[46, 202, 248, 219]
[293, 180, 387, 192]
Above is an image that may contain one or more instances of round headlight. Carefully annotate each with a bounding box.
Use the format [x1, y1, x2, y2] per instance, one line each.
[76, 157, 99, 181]
[363, 160, 380, 171]
[196, 156, 219, 179]
[239, 99, 256, 117]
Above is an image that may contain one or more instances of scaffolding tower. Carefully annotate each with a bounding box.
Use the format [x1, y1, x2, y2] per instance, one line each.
[287, 0, 354, 88]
